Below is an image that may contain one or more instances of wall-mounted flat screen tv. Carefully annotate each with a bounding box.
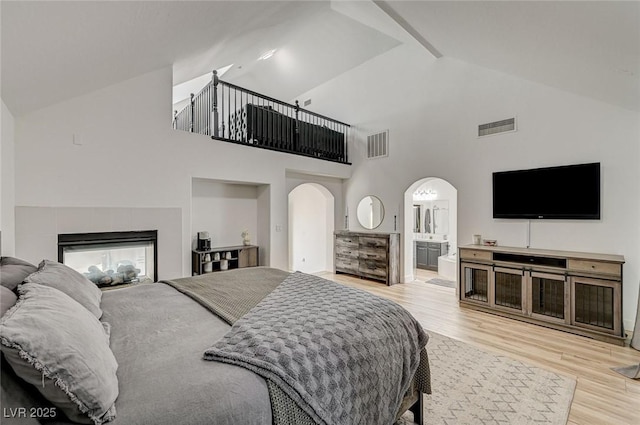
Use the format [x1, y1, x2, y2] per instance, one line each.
[493, 162, 600, 220]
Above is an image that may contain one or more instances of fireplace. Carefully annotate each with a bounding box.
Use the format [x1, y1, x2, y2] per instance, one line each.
[58, 230, 157, 287]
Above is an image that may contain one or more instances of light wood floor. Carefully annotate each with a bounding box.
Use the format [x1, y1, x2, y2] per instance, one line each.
[320, 270, 640, 425]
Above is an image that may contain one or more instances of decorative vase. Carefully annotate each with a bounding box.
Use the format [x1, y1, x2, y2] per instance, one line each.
[203, 254, 213, 273]
[241, 230, 251, 246]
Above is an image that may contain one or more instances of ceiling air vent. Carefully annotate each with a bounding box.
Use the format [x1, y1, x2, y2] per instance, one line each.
[367, 130, 389, 159]
[478, 117, 516, 137]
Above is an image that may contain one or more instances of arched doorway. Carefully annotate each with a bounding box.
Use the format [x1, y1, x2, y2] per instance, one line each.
[288, 183, 335, 273]
[403, 177, 458, 285]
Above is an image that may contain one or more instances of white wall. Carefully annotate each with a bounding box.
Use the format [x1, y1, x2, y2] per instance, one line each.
[298, 44, 640, 329]
[13, 67, 351, 278]
[288, 183, 334, 273]
[1, 100, 16, 256]
[191, 179, 259, 249]
[15, 206, 182, 280]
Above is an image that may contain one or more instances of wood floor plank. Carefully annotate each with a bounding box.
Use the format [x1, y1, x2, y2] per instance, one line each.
[321, 271, 640, 424]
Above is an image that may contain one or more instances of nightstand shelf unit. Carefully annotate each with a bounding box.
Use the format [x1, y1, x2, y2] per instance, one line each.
[192, 245, 258, 275]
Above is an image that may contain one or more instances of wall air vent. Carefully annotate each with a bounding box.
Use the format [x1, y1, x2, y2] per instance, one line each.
[367, 130, 389, 159]
[478, 117, 516, 137]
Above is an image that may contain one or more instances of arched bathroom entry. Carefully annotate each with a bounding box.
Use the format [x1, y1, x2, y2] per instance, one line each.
[288, 183, 335, 273]
[403, 177, 458, 284]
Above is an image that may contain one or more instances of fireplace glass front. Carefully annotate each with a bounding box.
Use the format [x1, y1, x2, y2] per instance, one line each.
[58, 231, 157, 287]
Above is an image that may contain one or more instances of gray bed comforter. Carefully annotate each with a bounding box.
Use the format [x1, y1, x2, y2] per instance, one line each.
[203, 272, 429, 425]
[4, 283, 274, 425]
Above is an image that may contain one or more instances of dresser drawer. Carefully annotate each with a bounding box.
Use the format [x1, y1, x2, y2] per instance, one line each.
[459, 249, 492, 261]
[359, 236, 388, 249]
[336, 235, 360, 246]
[359, 247, 387, 262]
[359, 259, 388, 278]
[568, 259, 621, 277]
[336, 256, 359, 273]
[335, 244, 358, 258]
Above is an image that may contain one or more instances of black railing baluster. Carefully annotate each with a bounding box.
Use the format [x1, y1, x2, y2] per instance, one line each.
[189, 93, 195, 133]
[212, 70, 218, 137]
[295, 100, 300, 152]
[173, 73, 349, 163]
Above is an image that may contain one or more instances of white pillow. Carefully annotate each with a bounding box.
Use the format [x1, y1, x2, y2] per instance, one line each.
[24, 260, 103, 319]
[0, 283, 118, 424]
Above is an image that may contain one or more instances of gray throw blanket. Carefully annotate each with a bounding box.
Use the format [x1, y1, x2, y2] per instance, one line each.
[203, 272, 429, 425]
[162, 267, 290, 325]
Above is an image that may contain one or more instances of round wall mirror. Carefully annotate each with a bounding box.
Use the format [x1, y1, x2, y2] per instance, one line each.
[356, 195, 385, 229]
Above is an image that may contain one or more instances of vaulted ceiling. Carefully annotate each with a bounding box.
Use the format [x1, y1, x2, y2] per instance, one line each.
[2, 1, 639, 117]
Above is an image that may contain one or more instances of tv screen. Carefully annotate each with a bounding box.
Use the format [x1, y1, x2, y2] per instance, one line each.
[493, 162, 600, 220]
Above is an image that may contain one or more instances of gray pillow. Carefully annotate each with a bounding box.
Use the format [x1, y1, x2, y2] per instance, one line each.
[0, 283, 118, 424]
[1, 286, 18, 317]
[24, 260, 102, 319]
[0, 257, 37, 291]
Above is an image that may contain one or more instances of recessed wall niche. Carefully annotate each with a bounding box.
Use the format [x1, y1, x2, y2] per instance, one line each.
[191, 178, 269, 265]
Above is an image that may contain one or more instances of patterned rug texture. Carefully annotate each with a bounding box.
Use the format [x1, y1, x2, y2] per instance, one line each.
[425, 278, 456, 289]
[397, 331, 576, 425]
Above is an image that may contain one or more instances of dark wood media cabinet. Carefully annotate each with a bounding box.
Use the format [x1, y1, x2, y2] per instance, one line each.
[458, 244, 625, 345]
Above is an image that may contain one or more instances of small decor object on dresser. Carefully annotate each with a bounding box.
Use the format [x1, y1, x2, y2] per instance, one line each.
[241, 230, 251, 245]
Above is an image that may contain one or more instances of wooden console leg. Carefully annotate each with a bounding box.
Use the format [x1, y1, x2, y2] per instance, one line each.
[409, 394, 424, 425]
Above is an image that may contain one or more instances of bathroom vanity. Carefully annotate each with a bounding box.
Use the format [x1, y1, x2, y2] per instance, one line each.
[415, 240, 449, 271]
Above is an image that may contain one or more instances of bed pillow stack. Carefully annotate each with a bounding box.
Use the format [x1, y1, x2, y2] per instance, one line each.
[0, 256, 38, 291]
[23, 259, 103, 319]
[0, 258, 118, 424]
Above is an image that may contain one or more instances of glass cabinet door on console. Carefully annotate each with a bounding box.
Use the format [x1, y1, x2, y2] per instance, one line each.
[570, 276, 622, 336]
[529, 271, 569, 325]
[493, 267, 526, 315]
[460, 263, 492, 305]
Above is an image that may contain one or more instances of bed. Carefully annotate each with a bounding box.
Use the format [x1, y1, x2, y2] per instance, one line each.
[1, 259, 430, 425]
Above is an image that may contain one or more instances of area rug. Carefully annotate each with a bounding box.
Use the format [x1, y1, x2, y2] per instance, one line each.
[397, 331, 576, 425]
[612, 363, 640, 379]
[426, 278, 456, 289]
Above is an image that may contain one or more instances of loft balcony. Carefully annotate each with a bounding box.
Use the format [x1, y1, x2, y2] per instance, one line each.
[173, 71, 350, 164]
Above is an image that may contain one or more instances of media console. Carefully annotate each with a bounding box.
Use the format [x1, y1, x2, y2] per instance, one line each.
[458, 244, 625, 345]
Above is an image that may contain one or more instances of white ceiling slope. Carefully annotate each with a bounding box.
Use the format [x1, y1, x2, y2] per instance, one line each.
[382, 1, 640, 112]
[2, 1, 639, 116]
[1, 1, 401, 116]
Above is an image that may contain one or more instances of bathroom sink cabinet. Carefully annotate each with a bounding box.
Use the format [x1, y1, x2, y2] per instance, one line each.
[416, 241, 449, 271]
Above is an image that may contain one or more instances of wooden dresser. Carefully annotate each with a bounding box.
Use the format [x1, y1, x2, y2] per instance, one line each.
[334, 231, 400, 285]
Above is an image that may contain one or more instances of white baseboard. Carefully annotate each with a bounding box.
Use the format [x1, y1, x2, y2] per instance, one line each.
[625, 319, 634, 333]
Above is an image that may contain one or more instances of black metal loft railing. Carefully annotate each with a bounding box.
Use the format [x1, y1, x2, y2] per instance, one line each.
[173, 70, 350, 164]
